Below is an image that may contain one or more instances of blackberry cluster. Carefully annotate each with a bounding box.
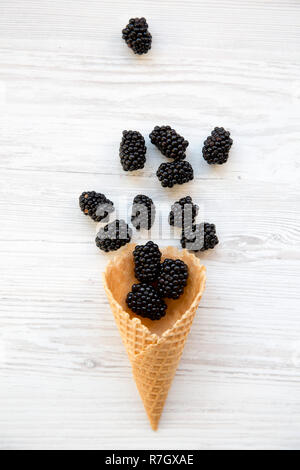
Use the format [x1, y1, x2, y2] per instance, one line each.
[157, 160, 194, 188]
[95, 219, 132, 252]
[79, 191, 114, 222]
[122, 18, 152, 55]
[127, 242, 190, 320]
[120, 130, 147, 171]
[202, 127, 233, 164]
[181, 223, 219, 252]
[131, 194, 155, 230]
[133, 241, 161, 283]
[169, 196, 198, 229]
[149, 126, 189, 160]
[126, 284, 167, 321]
[157, 259, 188, 299]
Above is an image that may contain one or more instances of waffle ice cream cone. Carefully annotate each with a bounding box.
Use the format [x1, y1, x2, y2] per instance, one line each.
[103, 244, 206, 430]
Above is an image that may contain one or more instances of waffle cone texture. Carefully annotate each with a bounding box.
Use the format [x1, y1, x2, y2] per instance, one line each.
[103, 244, 206, 430]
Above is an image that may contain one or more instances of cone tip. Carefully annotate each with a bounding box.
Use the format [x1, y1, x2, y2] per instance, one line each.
[148, 413, 161, 431]
[150, 421, 159, 431]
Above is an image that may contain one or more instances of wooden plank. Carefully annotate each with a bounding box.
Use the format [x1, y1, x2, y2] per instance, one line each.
[0, 0, 299, 450]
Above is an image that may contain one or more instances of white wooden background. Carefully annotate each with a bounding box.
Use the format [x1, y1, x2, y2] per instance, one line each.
[0, 0, 299, 450]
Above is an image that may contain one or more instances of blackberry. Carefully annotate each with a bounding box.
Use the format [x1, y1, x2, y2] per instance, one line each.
[181, 225, 197, 251]
[79, 191, 114, 222]
[169, 196, 198, 229]
[133, 241, 161, 283]
[181, 223, 219, 252]
[126, 283, 167, 321]
[149, 125, 189, 160]
[202, 127, 233, 164]
[131, 194, 155, 230]
[95, 219, 132, 252]
[120, 130, 147, 171]
[156, 160, 194, 188]
[122, 18, 152, 55]
[157, 259, 188, 300]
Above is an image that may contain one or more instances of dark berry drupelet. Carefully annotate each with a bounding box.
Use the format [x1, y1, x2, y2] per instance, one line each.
[157, 160, 194, 188]
[122, 18, 152, 55]
[79, 191, 114, 222]
[169, 196, 199, 229]
[120, 130, 147, 171]
[149, 125, 189, 160]
[181, 223, 219, 252]
[126, 283, 167, 320]
[95, 219, 132, 252]
[202, 127, 233, 164]
[131, 194, 155, 230]
[133, 241, 161, 283]
[157, 258, 188, 300]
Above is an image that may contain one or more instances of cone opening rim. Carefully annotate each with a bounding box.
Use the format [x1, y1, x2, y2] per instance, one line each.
[103, 244, 206, 355]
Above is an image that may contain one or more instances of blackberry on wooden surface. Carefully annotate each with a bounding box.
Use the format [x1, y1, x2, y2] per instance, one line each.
[95, 219, 132, 252]
[168, 196, 198, 229]
[156, 160, 194, 188]
[202, 127, 233, 164]
[120, 130, 147, 171]
[122, 18, 152, 55]
[181, 223, 219, 252]
[149, 125, 189, 160]
[79, 191, 114, 222]
[131, 194, 155, 230]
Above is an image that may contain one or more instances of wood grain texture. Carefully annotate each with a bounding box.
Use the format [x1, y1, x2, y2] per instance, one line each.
[0, 0, 300, 450]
